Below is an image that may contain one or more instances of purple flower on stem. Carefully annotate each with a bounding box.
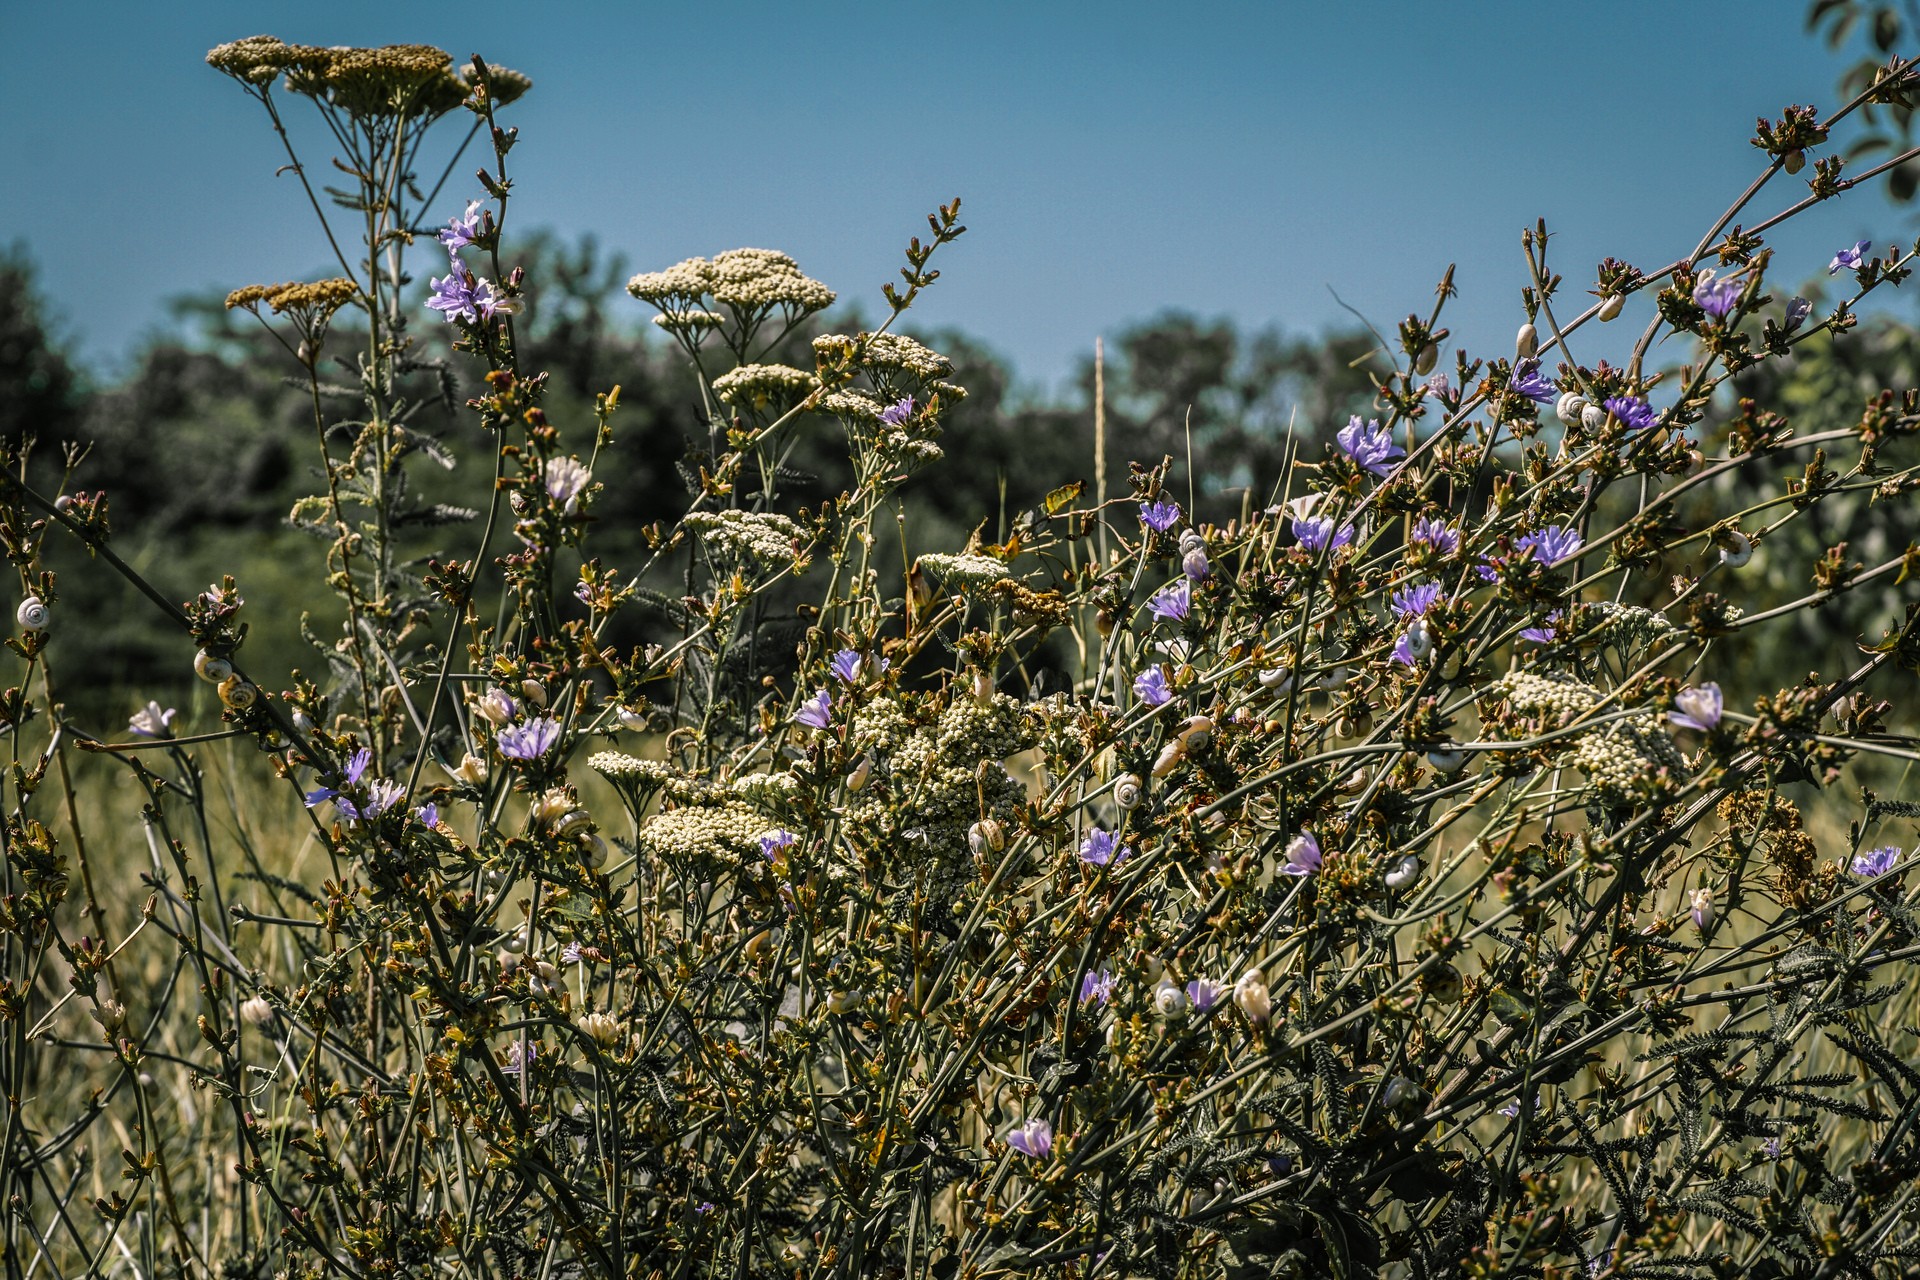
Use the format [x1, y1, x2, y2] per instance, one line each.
[437, 200, 485, 253]
[1514, 525, 1582, 566]
[1391, 582, 1444, 619]
[427, 268, 480, 323]
[1080, 969, 1116, 1005]
[1133, 666, 1173, 708]
[129, 701, 176, 738]
[1336, 416, 1406, 477]
[1693, 274, 1742, 319]
[545, 456, 591, 508]
[1410, 517, 1460, 555]
[338, 777, 404, 824]
[1006, 1118, 1053, 1158]
[879, 396, 915, 427]
[1186, 977, 1227, 1012]
[1390, 628, 1420, 667]
[1783, 296, 1813, 333]
[1829, 239, 1872, 275]
[1079, 828, 1131, 867]
[1519, 610, 1563, 644]
[1602, 395, 1658, 433]
[1762, 1135, 1783, 1160]
[1669, 683, 1723, 732]
[830, 649, 864, 684]
[1139, 500, 1182, 533]
[1282, 832, 1323, 878]
[1148, 580, 1191, 623]
[471, 277, 515, 321]
[1293, 515, 1355, 553]
[497, 717, 561, 761]
[794, 688, 833, 730]
[502, 1041, 535, 1076]
[416, 803, 440, 829]
[1852, 845, 1901, 879]
[759, 829, 798, 860]
[1509, 359, 1557, 403]
[305, 747, 371, 809]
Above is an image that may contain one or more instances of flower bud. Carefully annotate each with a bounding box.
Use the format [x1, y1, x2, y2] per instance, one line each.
[15, 596, 49, 632]
[477, 688, 516, 726]
[1233, 969, 1271, 1024]
[239, 996, 275, 1028]
[1113, 773, 1145, 810]
[91, 1000, 127, 1034]
[1555, 392, 1589, 426]
[452, 752, 488, 786]
[195, 649, 234, 684]
[1598, 293, 1624, 322]
[1515, 322, 1539, 359]
[578, 1012, 623, 1047]
[1690, 886, 1715, 934]
[533, 788, 572, 825]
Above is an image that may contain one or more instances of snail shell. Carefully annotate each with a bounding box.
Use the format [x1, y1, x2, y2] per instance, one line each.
[15, 597, 49, 632]
[195, 650, 234, 684]
[1113, 773, 1145, 810]
[218, 676, 258, 710]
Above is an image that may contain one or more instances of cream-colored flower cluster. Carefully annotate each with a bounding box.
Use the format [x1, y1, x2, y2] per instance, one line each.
[684, 509, 807, 567]
[636, 802, 770, 868]
[711, 363, 820, 410]
[1498, 669, 1601, 725]
[626, 249, 835, 319]
[917, 553, 1012, 592]
[1567, 714, 1686, 805]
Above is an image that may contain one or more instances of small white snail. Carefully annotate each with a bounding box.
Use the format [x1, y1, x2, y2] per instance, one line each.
[1598, 293, 1624, 322]
[967, 818, 1006, 857]
[195, 649, 234, 684]
[1720, 531, 1754, 568]
[1384, 853, 1422, 891]
[1581, 404, 1608, 432]
[1515, 322, 1539, 359]
[15, 597, 49, 632]
[1113, 773, 1145, 810]
[1427, 746, 1467, 774]
[1556, 392, 1589, 426]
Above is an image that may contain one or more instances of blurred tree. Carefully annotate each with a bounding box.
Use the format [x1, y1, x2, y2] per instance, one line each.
[0, 245, 82, 445]
[1808, 0, 1920, 200]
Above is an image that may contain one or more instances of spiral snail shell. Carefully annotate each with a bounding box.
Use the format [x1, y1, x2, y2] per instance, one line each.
[551, 809, 593, 841]
[968, 818, 1006, 857]
[218, 676, 259, 710]
[1113, 773, 1144, 810]
[195, 649, 234, 684]
[15, 597, 49, 632]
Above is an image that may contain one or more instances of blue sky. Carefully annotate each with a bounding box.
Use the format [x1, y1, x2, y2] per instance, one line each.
[2, 0, 1906, 393]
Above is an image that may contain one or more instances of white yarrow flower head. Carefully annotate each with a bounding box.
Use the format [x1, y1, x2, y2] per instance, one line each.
[129, 701, 176, 738]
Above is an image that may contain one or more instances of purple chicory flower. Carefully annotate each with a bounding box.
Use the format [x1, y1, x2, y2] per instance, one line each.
[1185, 977, 1227, 1012]
[1281, 832, 1322, 878]
[1390, 629, 1419, 667]
[1514, 525, 1582, 566]
[1391, 582, 1444, 619]
[1509, 359, 1557, 403]
[759, 829, 798, 860]
[830, 649, 864, 684]
[1410, 517, 1460, 556]
[1762, 1135, 1783, 1160]
[794, 688, 833, 730]
[305, 746, 372, 809]
[337, 777, 404, 824]
[1293, 515, 1355, 553]
[1336, 415, 1406, 477]
[471, 277, 516, 321]
[1133, 666, 1173, 708]
[129, 701, 176, 738]
[427, 268, 480, 323]
[1006, 1118, 1053, 1158]
[1829, 238, 1872, 275]
[1602, 395, 1658, 433]
[1693, 274, 1742, 319]
[1669, 683, 1723, 732]
[1079, 969, 1117, 1005]
[1519, 610, 1564, 644]
[1783, 296, 1812, 333]
[879, 396, 915, 427]
[1139, 500, 1182, 533]
[1424, 373, 1452, 401]
[497, 716, 562, 761]
[1852, 845, 1901, 879]
[437, 199, 485, 253]
[1079, 828, 1131, 867]
[1148, 580, 1191, 622]
[415, 802, 439, 828]
[502, 1040, 536, 1076]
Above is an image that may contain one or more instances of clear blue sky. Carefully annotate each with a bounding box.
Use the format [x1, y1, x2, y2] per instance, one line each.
[1, 0, 1904, 393]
